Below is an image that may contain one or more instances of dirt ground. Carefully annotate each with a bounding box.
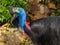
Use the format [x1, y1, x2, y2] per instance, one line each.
[0, 28, 34, 45]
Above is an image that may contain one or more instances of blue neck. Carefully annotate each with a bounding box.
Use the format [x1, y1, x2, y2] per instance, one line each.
[18, 8, 26, 29]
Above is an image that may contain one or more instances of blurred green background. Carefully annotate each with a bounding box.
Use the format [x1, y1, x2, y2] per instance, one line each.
[0, 0, 28, 24]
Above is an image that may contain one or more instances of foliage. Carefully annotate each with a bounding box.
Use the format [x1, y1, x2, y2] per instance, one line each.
[0, 0, 28, 23]
[0, 6, 11, 23]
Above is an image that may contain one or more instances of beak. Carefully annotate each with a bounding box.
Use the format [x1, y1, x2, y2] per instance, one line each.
[11, 14, 18, 24]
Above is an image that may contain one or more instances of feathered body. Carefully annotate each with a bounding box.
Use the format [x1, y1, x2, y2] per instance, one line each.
[24, 16, 60, 45]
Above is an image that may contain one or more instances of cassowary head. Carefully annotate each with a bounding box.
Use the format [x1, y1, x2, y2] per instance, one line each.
[10, 6, 27, 29]
[10, 6, 16, 15]
[10, 6, 19, 26]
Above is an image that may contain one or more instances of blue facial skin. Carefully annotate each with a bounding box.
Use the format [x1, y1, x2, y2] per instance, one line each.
[15, 8, 26, 29]
[14, 7, 31, 32]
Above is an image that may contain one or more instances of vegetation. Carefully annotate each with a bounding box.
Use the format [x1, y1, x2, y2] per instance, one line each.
[0, 0, 28, 25]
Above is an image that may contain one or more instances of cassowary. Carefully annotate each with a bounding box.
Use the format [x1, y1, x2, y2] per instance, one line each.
[10, 6, 30, 38]
[24, 16, 60, 45]
[10, 6, 60, 45]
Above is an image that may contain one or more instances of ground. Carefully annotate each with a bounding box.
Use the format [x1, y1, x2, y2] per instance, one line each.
[0, 23, 34, 45]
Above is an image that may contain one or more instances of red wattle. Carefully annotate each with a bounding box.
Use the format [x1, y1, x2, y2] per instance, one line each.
[26, 21, 31, 30]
